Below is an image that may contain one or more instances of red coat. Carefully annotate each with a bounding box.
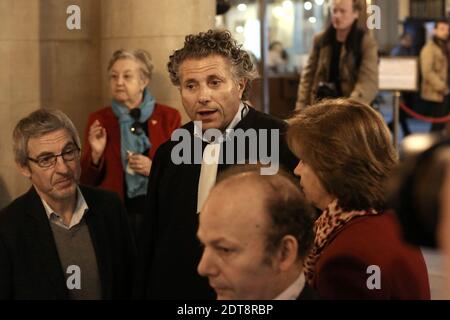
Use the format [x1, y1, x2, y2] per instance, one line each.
[80, 104, 181, 200]
[313, 211, 430, 299]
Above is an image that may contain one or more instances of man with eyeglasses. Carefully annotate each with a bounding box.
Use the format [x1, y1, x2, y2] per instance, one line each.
[0, 109, 135, 300]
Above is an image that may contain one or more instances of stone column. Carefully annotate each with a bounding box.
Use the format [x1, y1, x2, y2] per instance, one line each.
[39, 0, 102, 140]
[0, 0, 41, 206]
[372, 0, 399, 52]
[100, 0, 216, 123]
[0, 0, 216, 204]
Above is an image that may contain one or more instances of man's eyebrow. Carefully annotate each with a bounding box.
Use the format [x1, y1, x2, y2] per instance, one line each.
[210, 238, 234, 246]
[35, 151, 54, 158]
[207, 74, 222, 79]
[63, 141, 77, 149]
[196, 234, 228, 244]
[35, 142, 76, 158]
[183, 78, 197, 84]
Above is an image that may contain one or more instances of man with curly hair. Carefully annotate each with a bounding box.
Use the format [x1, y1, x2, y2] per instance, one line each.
[136, 29, 298, 299]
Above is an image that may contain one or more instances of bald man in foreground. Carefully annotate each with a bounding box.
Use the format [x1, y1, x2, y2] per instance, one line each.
[197, 167, 318, 300]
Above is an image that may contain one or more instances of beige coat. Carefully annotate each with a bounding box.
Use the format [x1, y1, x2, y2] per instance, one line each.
[420, 40, 449, 103]
[296, 31, 379, 109]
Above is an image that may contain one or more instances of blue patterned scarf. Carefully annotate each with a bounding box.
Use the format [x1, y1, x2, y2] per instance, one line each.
[111, 88, 155, 198]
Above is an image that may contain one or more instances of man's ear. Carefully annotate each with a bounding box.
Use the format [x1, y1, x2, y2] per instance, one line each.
[275, 235, 299, 272]
[16, 162, 31, 179]
[237, 78, 247, 99]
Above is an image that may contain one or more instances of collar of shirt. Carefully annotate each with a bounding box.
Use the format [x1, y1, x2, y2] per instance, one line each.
[193, 102, 249, 144]
[41, 187, 89, 230]
[274, 271, 306, 300]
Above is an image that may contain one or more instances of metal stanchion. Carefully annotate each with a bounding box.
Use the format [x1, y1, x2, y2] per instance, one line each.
[259, 0, 269, 114]
[392, 90, 401, 149]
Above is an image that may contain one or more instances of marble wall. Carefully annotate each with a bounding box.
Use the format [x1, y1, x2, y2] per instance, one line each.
[0, 0, 216, 206]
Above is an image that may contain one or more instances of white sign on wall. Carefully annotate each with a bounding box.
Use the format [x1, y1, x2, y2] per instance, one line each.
[379, 57, 419, 91]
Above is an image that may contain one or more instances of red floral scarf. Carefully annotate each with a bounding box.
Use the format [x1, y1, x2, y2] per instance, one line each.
[303, 199, 379, 285]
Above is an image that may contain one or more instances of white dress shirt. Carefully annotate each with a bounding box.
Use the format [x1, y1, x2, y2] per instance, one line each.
[196, 103, 249, 213]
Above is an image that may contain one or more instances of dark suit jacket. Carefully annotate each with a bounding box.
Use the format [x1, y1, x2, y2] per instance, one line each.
[0, 185, 136, 300]
[313, 211, 430, 299]
[297, 283, 319, 300]
[136, 107, 299, 299]
[80, 104, 181, 200]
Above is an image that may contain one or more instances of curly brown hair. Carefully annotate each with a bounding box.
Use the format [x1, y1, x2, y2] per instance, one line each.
[167, 29, 258, 100]
[287, 98, 398, 211]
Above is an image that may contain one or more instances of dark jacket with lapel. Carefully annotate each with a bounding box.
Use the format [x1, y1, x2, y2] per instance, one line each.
[0, 185, 136, 300]
[136, 107, 299, 299]
[297, 283, 319, 300]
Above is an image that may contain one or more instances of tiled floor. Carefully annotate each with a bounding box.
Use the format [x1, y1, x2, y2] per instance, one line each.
[421, 248, 449, 300]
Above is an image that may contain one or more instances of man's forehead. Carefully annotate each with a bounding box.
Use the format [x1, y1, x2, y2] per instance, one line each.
[199, 208, 263, 246]
[202, 187, 267, 232]
[28, 129, 73, 153]
[179, 56, 230, 77]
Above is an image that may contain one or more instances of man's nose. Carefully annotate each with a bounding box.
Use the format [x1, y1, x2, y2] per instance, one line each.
[198, 85, 212, 104]
[54, 155, 70, 173]
[197, 247, 219, 278]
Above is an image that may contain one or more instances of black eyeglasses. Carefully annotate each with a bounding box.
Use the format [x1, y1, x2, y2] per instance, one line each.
[27, 146, 81, 168]
[129, 108, 144, 135]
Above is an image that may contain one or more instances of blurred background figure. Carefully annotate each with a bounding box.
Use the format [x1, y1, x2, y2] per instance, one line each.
[268, 41, 289, 74]
[287, 98, 430, 299]
[440, 161, 450, 299]
[80, 49, 181, 239]
[389, 135, 450, 299]
[388, 32, 415, 137]
[419, 18, 450, 133]
[295, 0, 378, 109]
[391, 32, 414, 56]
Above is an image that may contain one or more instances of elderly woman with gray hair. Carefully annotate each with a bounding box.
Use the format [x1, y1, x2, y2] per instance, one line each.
[80, 49, 181, 238]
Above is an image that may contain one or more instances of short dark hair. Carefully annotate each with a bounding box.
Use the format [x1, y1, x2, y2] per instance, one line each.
[435, 18, 450, 28]
[287, 98, 398, 211]
[218, 165, 316, 262]
[167, 29, 258, 100]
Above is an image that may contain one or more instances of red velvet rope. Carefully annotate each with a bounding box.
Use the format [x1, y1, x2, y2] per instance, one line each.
[399, 103, 450, 124]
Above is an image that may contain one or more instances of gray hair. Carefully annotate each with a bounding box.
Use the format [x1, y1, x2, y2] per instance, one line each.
[107, 49, 154, 81]
[13, 109, 81, 166]
[167, 29, 259, 100]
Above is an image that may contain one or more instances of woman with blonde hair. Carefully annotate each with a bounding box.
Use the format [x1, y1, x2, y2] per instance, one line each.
[287, 98, 430, 299]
